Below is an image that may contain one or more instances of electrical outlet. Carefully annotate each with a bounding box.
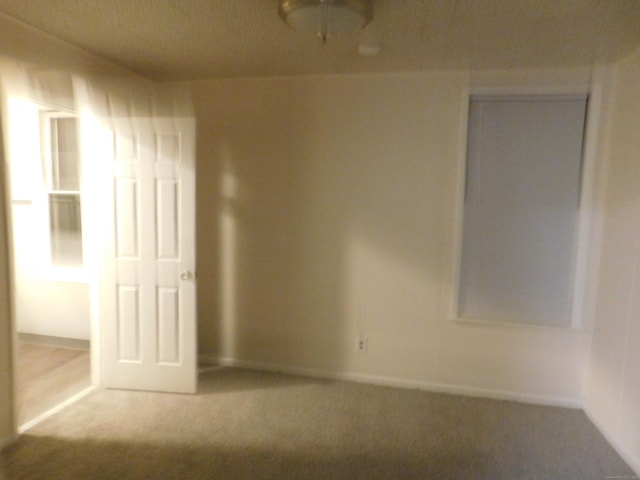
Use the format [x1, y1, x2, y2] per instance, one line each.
[357, 335, 368, 353]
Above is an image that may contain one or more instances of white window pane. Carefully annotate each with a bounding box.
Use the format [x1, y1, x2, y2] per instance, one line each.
[49, 193, 83, 266]
[51, 117, 80, 191]
[458, 96, 587, 327]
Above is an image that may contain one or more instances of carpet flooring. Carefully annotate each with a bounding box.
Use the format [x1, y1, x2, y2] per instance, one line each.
[0, 367, 635, 479]
[16, 342, 91, 426]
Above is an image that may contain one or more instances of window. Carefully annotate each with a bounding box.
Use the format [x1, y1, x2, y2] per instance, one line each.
[41, 114, 83, 267]
[457, 95, 588, 327]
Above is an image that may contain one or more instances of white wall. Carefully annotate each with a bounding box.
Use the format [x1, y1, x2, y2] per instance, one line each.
[192, 67, 597, 405]
[584, 47, 640, 473]
[13, 278, 90, 340]
[7, 96, 90, 340]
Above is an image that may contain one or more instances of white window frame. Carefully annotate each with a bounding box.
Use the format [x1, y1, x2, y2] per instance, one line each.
[38, 109, 88, 283]
[450, 82, 604, 331]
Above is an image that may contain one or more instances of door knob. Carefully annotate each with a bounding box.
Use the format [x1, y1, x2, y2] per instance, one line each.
[180, 270, 194, 281]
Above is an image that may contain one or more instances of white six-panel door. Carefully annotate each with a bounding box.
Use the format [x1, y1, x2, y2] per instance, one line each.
[99, 114, 197, 394]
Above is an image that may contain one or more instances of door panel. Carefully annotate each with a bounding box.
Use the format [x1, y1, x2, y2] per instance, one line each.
[117, 286, 141, 362]
[93, 106, 196, 393]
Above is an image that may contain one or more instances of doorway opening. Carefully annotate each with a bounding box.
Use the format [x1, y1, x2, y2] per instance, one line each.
[5, 96, 93, 430]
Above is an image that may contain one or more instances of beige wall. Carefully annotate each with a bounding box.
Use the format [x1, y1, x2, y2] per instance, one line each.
[0, 113, 14, 442]
[584, 47, 640, 473]
[192, 68, 595, 405]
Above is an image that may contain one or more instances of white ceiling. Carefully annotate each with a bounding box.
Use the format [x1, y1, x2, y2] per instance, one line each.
[0, 0, 638, 81]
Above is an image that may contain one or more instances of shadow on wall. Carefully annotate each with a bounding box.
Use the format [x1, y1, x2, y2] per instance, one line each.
[195, 78, 351, 371]
[193, 75, 462, 377]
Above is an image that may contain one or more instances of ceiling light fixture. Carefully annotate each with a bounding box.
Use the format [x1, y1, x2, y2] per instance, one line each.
[279, 0, 373, 43]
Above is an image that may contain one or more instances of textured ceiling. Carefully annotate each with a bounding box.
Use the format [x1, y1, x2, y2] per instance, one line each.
[0, 0, 638, 81]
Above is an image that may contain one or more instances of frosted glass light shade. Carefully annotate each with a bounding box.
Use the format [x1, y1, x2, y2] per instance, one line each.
[279, 0, 372, 39]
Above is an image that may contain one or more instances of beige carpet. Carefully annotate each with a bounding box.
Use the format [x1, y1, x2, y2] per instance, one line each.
[0, 368, 634, 479]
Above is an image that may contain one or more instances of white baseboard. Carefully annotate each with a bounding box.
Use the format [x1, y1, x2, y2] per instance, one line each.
[18, 333, 90, 351]
[0, 434, 18, 451]
[583, 404, 640, 477]
[208, 356, 582, 409]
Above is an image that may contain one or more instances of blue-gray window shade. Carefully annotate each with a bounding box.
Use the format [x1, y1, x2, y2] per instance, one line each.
[459, 95, 587, 327]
